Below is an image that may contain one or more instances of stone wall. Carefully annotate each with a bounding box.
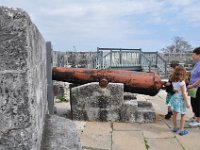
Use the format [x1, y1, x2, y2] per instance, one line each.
[71, 82, 124, 121]
[0, 6, 48, 149]
[52, 51, 69, 67]
[71, 83, 156, 123]
[52, 51, 97, 68]
[160, 53, 193, 64]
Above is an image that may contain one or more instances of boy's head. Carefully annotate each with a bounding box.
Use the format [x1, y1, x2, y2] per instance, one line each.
[170, 62, 179, 69]
[169, 62, 179, 75]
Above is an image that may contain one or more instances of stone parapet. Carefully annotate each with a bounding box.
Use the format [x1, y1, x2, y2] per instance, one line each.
[0, 6, 48, 149]
[71, 82, 156, 123]
[41, 115, 81, 150]
[71, 82, 124, 121]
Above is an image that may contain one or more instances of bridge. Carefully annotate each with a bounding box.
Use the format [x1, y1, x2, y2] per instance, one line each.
[95, 47, 167, 78]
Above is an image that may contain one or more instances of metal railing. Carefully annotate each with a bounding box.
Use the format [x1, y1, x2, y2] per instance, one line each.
[95, 48, 167, 77]
[95, 48, 151, 71]
[144, 52, 167, 77]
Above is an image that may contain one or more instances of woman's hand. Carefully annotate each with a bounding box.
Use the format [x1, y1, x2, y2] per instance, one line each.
[187, 85, 193, 89]
[186, 102, 190, 109]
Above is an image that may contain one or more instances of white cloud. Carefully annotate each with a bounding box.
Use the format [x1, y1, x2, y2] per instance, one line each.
[0, 0, 200, 51]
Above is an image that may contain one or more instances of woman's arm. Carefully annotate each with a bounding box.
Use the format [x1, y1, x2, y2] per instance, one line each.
[188, 78, 200, 88]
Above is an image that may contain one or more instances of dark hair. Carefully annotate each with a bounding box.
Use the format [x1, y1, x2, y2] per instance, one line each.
[193, 47, 200, 55]
[170, 63, 179, 69]
[171, 66, 187, 82]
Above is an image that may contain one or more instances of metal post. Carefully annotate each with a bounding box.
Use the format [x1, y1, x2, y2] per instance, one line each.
[120, 49, 122, 65]
[110, 50, 112, 67]
[69, 84, 73, 120]
[156, 51, 158, 66]
[46, 41, 54, 114]
[139, 49, 142, 67]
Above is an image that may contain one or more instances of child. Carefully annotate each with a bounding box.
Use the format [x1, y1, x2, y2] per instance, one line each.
[168, 66, 190, 136]
[164, 63, 179, 119]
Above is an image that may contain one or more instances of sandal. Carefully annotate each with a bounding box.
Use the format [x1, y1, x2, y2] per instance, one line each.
[179, 130, 189, 136]
[172, 128, 179, 132]
[188, 116, 196, 122]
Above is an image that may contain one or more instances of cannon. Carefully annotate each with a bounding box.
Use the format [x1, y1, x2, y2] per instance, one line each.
[52, 67, 164, 96]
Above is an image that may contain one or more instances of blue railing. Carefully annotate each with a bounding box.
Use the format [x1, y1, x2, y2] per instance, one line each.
[143, 52, 167, 77]
[95, 48, 150, 71]
[95, 48, 167, 77]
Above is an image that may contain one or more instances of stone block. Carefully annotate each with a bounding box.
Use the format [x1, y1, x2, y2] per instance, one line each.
[41, 115, 81, 150]
[0, 6, 47, 150]
[0, 72, 30, 132]
[53, 81, 70, 102]
[135, 101, 156, 123]
[71, 82, 123, 121]
[119, 100, 138, 122]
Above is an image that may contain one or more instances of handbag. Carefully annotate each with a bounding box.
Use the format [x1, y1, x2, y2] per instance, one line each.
[187, 88, 198, 98]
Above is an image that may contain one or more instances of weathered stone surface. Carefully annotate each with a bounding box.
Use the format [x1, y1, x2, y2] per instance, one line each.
[113, 122, 142, 131]
[54, 102, 71, 118]
[53, 81, 70, 102]
[71, 82, 156, 123]
[0, 6, 47, 150]
[142, 121, 174, 138]
[41, 115, 81, 150]
[123, 92, 136, 100]
[176, 128, 200, 150]
[147, 138, 183, 150]
[119, 100, 138, 122]
[71, 82, 124, 121]
[135, 101, 156, 123]
[79, 91, 200, 150]
[80, 122, 112, 150]
[112, 131, 146, 150]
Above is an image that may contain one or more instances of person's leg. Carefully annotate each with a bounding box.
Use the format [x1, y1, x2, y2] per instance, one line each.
[180, 114, 185, 131]
[165, 106, 173, 119]
[196, 99, 200, 122]
[165, 94, 173, 119]
[189, 88, 200, 126]
[168, 106, 171, 112]
[191, 97, 196, 115]
[172, 111, 178, 129]
[190, 97, 197, 122]
[179, 114, 189, 135]
[195, 88, 200, 122]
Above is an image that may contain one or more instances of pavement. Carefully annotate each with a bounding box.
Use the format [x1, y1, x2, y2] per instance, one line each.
[72, 90, 200, 150]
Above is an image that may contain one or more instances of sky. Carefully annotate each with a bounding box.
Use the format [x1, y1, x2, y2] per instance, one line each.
[0, 0, 200, 52]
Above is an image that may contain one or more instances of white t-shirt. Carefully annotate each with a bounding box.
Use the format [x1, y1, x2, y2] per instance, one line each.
[172, 81, 186, 94]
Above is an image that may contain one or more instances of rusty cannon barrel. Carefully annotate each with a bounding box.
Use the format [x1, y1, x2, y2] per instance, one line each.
[52, 67, 164, 96]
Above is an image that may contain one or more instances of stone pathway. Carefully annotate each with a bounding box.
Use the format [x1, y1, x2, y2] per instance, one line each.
[76, 90, 200, 150]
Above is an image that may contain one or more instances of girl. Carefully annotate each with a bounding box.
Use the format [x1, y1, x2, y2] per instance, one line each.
[168, 66, 190, 136]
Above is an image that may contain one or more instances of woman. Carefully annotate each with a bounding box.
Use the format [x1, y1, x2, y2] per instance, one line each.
[187, 47, 200, 127]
